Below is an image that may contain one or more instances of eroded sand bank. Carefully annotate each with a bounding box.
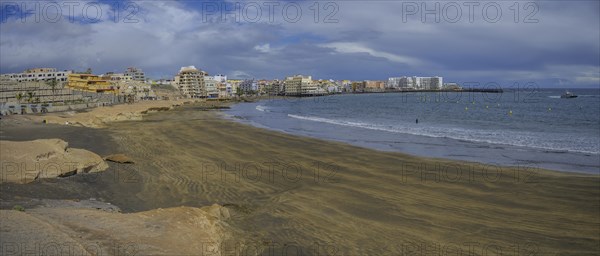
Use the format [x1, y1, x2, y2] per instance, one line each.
[17, 99, 193, 128]
[1, 199, 232, 255]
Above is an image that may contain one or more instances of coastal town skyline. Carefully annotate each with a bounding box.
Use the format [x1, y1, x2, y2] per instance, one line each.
[1, 65, 445, 82]
[1, 57, 599, 90]
[1, 1, 599, 88]
[0, 65, 591, 91]
[1, 65, 452, 101]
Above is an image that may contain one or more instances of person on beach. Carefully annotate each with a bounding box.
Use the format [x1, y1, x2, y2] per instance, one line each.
[416, 118, 419, 124]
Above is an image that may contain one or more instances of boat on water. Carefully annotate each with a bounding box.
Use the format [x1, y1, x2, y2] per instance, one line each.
[561, 91, 578, 98]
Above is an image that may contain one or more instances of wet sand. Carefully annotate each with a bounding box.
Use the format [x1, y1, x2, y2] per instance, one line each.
[1, 103, 599, 254]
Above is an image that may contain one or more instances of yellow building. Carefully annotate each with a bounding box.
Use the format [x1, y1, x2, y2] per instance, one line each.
[67, 74, 117, 93]
[365, 80, 385, 89]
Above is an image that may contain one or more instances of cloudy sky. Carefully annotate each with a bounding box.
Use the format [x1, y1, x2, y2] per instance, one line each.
[1, 0, 598, 87]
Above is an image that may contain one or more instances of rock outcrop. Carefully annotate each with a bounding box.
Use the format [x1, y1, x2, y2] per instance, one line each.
[0, 139, 108, 184]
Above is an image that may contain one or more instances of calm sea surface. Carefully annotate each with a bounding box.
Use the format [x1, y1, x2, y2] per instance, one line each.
[225, 89, 600, 174]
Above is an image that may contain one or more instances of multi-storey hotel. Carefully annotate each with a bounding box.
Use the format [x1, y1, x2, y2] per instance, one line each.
[284, 75, 318, 96]
[173, 66, 207, 98]
[387, 76, 443, 90]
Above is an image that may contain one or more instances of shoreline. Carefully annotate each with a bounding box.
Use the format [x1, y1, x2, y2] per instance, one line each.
[221, 108, 595, 178]
[224, 97, 600, 175]
[1, 100, 598, 254]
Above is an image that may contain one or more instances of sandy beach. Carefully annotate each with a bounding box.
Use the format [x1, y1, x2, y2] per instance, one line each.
[1, 101, 598, 255]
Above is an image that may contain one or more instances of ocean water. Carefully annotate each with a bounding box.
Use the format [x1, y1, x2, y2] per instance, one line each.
[225, 89, 600, 174]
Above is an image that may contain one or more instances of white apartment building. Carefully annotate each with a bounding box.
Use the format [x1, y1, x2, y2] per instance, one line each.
[416, 76, 443, 90]
[387, 77, 401, 88]
[1, 68, 72, 82]
[389, 76, 443, 90]
[103, 73, 132, 81]
[204, 76, 220, 98]
[125, 67, 145, 81]
[213, 74, 227, 83]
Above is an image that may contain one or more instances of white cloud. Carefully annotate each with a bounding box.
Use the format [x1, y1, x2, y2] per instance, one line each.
[230, 70, 253, 79]
[320, 42, 424, 66]
[254, 43, 271, 53]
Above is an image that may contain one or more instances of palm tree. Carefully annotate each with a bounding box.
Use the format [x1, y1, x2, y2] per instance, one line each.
[46, 78, 58, 103]
[27, 91, 35, 103]
[15, 93, 23, 104]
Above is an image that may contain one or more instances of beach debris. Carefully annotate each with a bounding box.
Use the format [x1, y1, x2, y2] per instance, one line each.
[12, 205, 25, 212]
[193, 105, 231, 111]
[140, 107, 171, 114]
[104, 154, 135, 164]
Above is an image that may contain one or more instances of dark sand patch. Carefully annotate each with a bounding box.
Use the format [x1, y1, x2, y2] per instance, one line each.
[0, 118, 145, 212]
